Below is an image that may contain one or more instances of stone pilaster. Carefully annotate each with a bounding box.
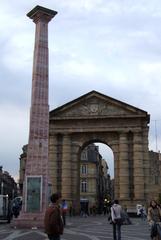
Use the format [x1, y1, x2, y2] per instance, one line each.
[119, 133, 129, 199]
[61, 134, 72, 200]
[71, 143, 80, 213]
[111, 141, 119, 199]
[133, 132, 144, 200]
[142, 127, 150, 198]
[71, 144, 80, 197]
[49, 135, 58, 192]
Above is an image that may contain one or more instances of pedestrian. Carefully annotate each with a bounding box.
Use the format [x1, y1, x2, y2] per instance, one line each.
[44, 193, 64, 240]
[92, 204, 96, 216]
[147, 200, 161, 240]
[140, 205, 147, 221]
[111, 199, 123, 240]
[61, 199, 68, 226]
[107, 201, 112, 224]
[69, 201, 73, 217]
[103, 199, 108, 215]
[123, 205, 132, 225]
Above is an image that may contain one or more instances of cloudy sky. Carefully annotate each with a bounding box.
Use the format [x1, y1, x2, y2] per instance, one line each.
[0, 0, 161, 180]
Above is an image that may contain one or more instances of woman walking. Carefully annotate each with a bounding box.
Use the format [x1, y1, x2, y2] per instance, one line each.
[148, 200, 161, 240]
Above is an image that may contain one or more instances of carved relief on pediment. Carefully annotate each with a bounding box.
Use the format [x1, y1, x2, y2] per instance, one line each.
[57, 98, 131, 117]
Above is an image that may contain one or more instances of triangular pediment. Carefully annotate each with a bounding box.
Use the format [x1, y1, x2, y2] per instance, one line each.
[50, 91, 149, 120]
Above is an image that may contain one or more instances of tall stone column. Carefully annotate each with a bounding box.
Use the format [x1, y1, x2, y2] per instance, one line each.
[133, 132, 144, 200]
[119, 133, 129, 199]
[61, 134, 72, 200]
[14, 6, 57, 228]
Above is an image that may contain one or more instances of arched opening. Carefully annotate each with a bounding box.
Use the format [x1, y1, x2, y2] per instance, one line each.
[79, 141, 114, 215]
[96, 143, 114, 179]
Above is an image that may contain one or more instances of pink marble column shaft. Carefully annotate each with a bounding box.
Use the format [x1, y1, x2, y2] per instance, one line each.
[14, 6, 57, 228]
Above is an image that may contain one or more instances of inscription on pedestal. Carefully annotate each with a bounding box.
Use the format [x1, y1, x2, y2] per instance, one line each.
[26, 176, 42, 212]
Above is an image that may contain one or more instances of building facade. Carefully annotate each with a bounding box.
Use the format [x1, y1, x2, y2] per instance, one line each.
[48, 90, 150, 212]
[101, 158, 112, 201]
[148, 151, 161, 202]
[80, 144, 111, 213]
[19, 91, 161, 212]
[0, 166, 17, 199]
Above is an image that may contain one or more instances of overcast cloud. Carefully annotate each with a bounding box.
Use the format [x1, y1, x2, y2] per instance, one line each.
[0, 0, 161, 180]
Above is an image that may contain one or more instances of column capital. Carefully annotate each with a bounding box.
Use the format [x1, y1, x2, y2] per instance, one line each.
[27, 5, 57, 23]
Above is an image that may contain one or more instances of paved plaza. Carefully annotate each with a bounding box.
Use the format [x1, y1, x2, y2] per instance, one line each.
[0, 215, 151, 240]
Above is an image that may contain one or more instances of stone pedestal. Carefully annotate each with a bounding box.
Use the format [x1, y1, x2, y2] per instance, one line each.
[13, 6, 57, 228]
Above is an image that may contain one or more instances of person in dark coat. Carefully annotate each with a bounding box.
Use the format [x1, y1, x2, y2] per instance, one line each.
[44, 193, 64, 240]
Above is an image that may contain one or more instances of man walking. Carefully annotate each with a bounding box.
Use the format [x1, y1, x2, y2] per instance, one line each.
[111, 199, 122, 240]
[44, 193, 64, 240]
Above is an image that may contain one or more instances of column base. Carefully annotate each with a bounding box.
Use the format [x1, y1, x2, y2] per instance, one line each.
[11, 212, 45, 229]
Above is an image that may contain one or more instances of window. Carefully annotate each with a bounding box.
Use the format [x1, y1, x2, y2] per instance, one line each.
[81, 150, 88, 161]
[81, 179, 87, 192]
[81, 164, 87, 174]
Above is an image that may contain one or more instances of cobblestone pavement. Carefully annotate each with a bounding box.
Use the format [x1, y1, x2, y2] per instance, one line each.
[0, 216, 150, 240]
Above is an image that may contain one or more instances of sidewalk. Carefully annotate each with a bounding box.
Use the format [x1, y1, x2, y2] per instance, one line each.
[0, 216, 150, 240]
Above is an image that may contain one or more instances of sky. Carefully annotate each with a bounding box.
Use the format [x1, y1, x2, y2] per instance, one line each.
[0, 0, 161, 181]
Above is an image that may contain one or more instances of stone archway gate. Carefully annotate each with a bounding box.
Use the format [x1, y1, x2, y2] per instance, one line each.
[49, 90, 150, 211]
